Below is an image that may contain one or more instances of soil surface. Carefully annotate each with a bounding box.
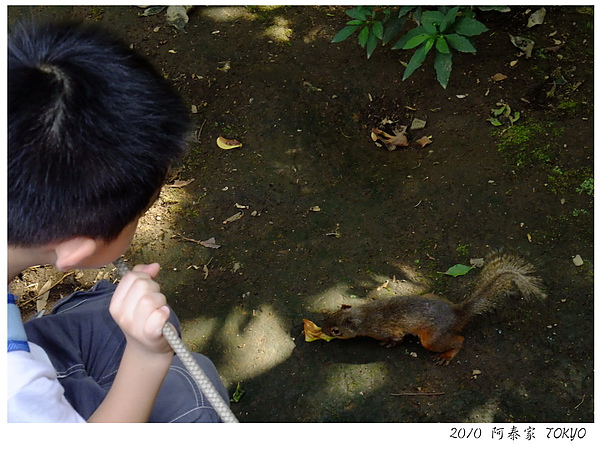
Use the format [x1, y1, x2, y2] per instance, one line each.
[8, 6, 594, 423]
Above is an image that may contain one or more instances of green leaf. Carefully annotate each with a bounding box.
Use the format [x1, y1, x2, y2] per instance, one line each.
[491, 105, 506, 116]
[372, 21, 384, 40]
[435, 36, 450, 54]
[422, 21, 437, 35]
[444, 264, 474, 277]
[392, 25, 425, 50]
[366, 30, 379, 58]
[421, 10, 446, 26]
[412, 7, 423, 25]
[332, 25, 359, 43]
[488, 117, 503, 126]
[346, 7, 367, 21]
[358, 26, 369, 48]
[232, 382, 245, 403]
[382, 15, 407, 44]
[478, 6, 511, 13]
[398, 6, 416, 18]
[453, 17, 489, 36]
[404, 33, 433, 49]
[509, 110, 521, 125]
[434, 50, 452, 88]
[346, 19, 365, 26]
[445, 34, 477, 53]
[357, 6, 375, 17]
[440, 6, 460, 33]
[402, 40, 433, 80]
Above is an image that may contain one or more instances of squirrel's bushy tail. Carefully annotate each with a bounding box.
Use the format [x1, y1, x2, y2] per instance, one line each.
[457, 251, 545, 327]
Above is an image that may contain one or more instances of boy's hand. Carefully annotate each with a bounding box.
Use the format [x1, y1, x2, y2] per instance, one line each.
[109, 263, 173, 356]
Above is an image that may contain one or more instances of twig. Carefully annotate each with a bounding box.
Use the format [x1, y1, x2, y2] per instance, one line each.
[391, 391, 445, 397]
[194, 119, 207, 143]
[19, 271, 75, 307]
[173, 233, 204, 245]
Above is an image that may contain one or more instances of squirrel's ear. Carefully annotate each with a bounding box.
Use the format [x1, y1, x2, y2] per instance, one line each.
[340, 304, 352, 310]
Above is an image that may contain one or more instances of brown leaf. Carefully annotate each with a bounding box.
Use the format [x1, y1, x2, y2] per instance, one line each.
[416, 136, 433, 147]
[199, 237, 222, 249]
[216, 136, 243, 150]
[303, 319, 336, 342]
[371, 126, 409, 150]
[491, 73, 508, 82]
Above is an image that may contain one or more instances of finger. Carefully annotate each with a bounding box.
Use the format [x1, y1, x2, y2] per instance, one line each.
[110, 275, 160, 321]
[131, 263, 160, 279]
[144, 305, 171, 339]
[112, 269, 153, 305]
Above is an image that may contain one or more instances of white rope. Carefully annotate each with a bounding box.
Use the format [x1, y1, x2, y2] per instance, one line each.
[113, 258, 238, 423]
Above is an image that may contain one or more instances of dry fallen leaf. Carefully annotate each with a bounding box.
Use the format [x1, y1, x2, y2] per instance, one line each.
[416, 136, 433, 147]
[491, 73, 508, 82]
[371, 126, 409, 150]
[223, 211, 244, 224]
[166, 178, 195, 188]
[36, 278, 52, 312]
[303, 319, 336, 342]
[199, 237, 221, 249]
[216, 136, 243, 150]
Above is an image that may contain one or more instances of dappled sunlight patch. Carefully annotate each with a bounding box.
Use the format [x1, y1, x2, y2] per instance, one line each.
[465, 398, 500, 422]
[264, 16, 293, 42]
[179, 316, 221, 353]
[321, 363, 390, 404]
[304, 283, 359, 313]
[133, 183, 195, 247]
[201, 6, 258, 22]
[216, 304, 296, 385]
[369, 263, 432, 299]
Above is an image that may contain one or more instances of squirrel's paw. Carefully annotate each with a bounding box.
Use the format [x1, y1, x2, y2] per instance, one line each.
[433, 354, 452, 366]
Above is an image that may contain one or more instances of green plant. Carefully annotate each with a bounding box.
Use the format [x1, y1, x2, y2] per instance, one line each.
[456, 243, 470, 257]
[392, 7, 488, 88]
[331, 6, 401, 59]
[496, 121, 562, 168]
[576, 178, 594, 196]
[488, 101, 520, 127]
[332, 6, 490, 88]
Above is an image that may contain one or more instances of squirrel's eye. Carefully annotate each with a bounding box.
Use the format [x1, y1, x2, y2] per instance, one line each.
[331, 328, 340, 336]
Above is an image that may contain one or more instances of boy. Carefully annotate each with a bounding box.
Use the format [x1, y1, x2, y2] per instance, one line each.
[7, 21, 229, 422]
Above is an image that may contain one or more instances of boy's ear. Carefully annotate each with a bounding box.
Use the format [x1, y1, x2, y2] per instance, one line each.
[54, 237, 98, 271]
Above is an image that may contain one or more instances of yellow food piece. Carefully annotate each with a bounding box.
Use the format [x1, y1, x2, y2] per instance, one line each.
[303, 319, 336, 342]
[216, 136, 243, 149]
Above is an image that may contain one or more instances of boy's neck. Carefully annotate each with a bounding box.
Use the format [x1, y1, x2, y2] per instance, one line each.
[7, 245, 56, 283]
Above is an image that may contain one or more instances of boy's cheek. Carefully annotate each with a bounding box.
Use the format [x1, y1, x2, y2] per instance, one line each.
[82, 219, 139, 269]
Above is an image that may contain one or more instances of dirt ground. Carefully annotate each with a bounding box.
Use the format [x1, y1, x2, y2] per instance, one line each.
[8, 6, 594, 423]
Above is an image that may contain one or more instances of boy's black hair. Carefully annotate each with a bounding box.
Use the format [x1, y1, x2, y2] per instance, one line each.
[8, 21, 190, 246]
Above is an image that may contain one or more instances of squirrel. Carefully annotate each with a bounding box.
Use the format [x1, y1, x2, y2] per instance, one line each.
[321, 251, 546, 365]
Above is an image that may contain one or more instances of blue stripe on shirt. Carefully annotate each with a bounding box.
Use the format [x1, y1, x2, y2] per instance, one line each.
[7, 293, 30, 352]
